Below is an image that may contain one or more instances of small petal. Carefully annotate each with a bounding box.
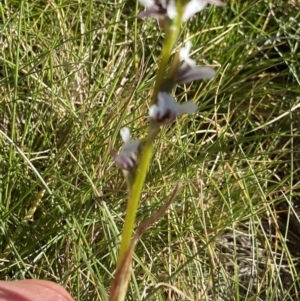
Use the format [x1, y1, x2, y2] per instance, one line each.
[206, 0, 226, 6]
[138, 0, 155, 8]
[138, 9, 166, 19]
[177, 65, 215, 84]
[114, 153, 136, 171]
[182, 0, 226, 21]
[182, 0, 207, 21]
[138, 0, 168, 20]
[121, 140, 140, 154]
[177, 101, 197, 115]
[111, 128, 140, 171]
[179, 41, 195, 66]
[150, 92, 197, 125]
[149, 92, 178, 124]
[120, 127, 131, 143]
[175, 41, 216, 84]
[158, 92, 178, 113]
[149, 104, 159, 120]
[167, 0, 177, 19]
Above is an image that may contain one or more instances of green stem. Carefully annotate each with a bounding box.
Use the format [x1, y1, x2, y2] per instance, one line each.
[152, 21, 182, 104]
[117, 138, 153, 266]
[117, 16, 182, 266]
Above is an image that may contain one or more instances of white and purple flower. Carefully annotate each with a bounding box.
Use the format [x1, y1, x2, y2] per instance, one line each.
[138, 0, 177, 20]
[110, 127, 140, 171]
[138, 0, 225, 21]
[149, 91, 197, 125]
[182, 0, 226, 21]
[175, 40, 215, 83]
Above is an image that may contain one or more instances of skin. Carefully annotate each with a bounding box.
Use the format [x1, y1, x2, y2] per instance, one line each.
[0, 280, 74, 301]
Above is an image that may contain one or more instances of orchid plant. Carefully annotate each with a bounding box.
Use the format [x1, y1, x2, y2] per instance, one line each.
[109, 1, 225, 300]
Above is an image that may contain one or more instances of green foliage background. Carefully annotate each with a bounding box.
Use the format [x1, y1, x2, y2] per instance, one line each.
[0, 0, 300, 300]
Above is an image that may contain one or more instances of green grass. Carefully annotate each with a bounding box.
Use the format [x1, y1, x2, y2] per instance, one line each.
[1, 0, 300, 300]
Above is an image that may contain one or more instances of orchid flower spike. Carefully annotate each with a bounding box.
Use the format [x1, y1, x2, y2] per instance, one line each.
[149, 92, 197, 125]
[110, 127, 140, 171]
[175, 40, 216, 84]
